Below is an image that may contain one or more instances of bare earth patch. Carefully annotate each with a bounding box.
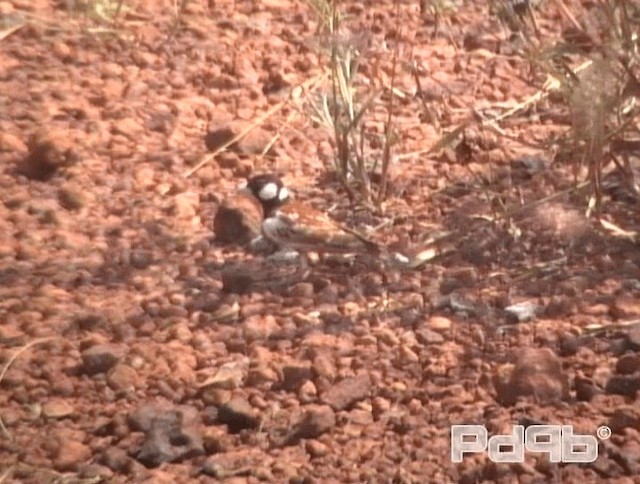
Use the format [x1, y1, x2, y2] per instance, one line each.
[1, 0, 640, 482]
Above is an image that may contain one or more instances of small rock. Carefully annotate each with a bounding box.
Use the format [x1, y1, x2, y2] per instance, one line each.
[559, 335, 581, 357]
[53, 437, 92, 472]
[606, 373, 640, 397]
[205, 120, 273, 156]
[204, 124, 235, 151]
[399, 344, 420, 364]
[375, 328, 400, 346]
[427, 316, 452, 330]
[312, 355, 337, 381]
[217, 397, 260, 433]
[320, 373, 371, 411]
[82, 344, 125, 375]
[199, 358, 249, 390]
[58, 186, 88, 210]
[495, 348, 568, 405]
[0, 326, 26, 346]
[574, 376, 602, 401]
[288, 282, 314, 298]
[21, 128, 80, 180]
[371, 397, 391, 420]
[609, 406, 640, 433]
[616, 354, 640, 375]
[107, 364, 139, 392]
[626, 325, 640, 351]
[281, 364, 313, 391]
[112, 117, 144, 140]
[172, 191, 199, 220]
[299, 380, 318, 403]
[415, 328, 445, 345]
[610, 296, 640, 319]
[74, 313, 107, 331]
[389, 414, 420, 435]
[130, 250, 153, 269]
[100, 447, 131, 474]
[77, 463, 114, 480]
[222, 264, 255, 294]
[0, 131, 27, 152]
[284, 405, 336, 445]
[305, 439, 330, 458]
[247, 364, 279, 387]
[129, 403, 205, 467]
[186, 293, 221, 313]
[43, 399, 74, 419]
[202, 426, 234, 455]
[243, 314, 279, 342]
[200, 388, 232, 407]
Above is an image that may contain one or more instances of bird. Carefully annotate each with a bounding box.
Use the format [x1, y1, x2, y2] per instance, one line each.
[244, 173, 381, 274]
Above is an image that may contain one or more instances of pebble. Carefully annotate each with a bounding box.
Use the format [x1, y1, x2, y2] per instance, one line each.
[128, 403, 204, 467]
[82, 344, 125, 375]
[243, 314, 279, 342]
[217, 397, 261, 432]
[616, 354, 640, 375]
[107, 364, 139, 392]
[284, 405, 336, 445]
[320, 373, 371, 411]
[199, 358, 249, 390]
[306, 439, 330, 458]
[281, 364, 313, 391]
[53, 434, 92, 472]
[427, 316, 453, 331]
[496, 348, 567, 405]
[42, 399, 74, 419]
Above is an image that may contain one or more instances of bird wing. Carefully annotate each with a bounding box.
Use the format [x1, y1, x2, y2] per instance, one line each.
[263, 203, 379, 254]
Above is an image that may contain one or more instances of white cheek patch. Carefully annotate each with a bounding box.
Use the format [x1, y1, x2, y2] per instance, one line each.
[258, 182, 279, 201]
[278, 187, 289, 201]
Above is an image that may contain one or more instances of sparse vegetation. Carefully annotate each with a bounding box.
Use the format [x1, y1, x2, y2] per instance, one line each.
[4, 1, 640, 482]
[493, 0, 640, 214]
[304, 0, 399, 207]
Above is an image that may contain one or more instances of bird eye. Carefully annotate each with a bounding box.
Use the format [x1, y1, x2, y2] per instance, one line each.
[279, 187, 289, 201]
[258, 182, 279, 200]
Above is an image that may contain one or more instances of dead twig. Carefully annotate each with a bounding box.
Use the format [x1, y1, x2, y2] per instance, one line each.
[0, 337, 57, 441]
[183, 72, 327, 178]
[0, 23, 25, 41]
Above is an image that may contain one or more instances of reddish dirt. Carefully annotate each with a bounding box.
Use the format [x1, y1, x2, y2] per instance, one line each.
[1, 0, 640, 483]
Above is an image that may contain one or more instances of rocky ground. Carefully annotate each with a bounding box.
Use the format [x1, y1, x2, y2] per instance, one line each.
[1, 0, 640, 482]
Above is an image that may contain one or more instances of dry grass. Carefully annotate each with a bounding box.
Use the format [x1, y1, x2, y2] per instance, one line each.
[0, 337, 57, 441]
[498, 0, 640, 213]
[304, 0, 400, 207]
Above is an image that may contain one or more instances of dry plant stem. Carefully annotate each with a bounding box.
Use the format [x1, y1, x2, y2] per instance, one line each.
[0, 23, 25, 41]
[0, 467, 11, 483]
[377, 0, 401, 205]
[183, 72, 327, 178]
[525, 2, 541, 40]
[113, 0, 125, 25]
[552, 0, 584, 32]
[0, 337, 57, 441]
[397, 60, 594, 161]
